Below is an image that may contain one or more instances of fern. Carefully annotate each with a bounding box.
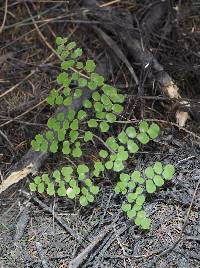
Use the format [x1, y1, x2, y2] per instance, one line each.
[30, 37, 175, 230]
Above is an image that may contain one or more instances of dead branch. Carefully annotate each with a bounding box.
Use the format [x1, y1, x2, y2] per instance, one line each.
[83, 0, 189, 127]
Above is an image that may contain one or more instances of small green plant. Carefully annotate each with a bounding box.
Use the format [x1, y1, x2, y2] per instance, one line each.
[30, 37, 175, 230]
[115, 162, 175, 229]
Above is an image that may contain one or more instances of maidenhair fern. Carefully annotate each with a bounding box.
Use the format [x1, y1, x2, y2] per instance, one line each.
[115, 162, 175, 229]
[30, 37, 175, 230]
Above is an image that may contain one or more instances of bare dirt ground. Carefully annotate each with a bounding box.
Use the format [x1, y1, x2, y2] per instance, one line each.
[0, 1, 200, 267]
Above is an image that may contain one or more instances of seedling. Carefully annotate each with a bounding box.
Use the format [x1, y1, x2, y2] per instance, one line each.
[30, 37, 175, 230]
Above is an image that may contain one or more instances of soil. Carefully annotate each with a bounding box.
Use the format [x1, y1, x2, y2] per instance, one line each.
[0, 1, 200, 268]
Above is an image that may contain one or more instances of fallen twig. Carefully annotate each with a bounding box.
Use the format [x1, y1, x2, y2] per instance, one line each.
[0, 129, 15, 152]
[92, 26, 139, 85]
[0, 0, 8, 34]
[68, 226, 112, 268]
[35, 242, 49, 268]
[14, 202, 31, 241]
